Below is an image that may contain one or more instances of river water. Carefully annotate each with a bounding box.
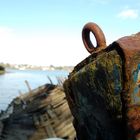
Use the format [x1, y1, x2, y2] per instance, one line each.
[0, 69, 69, 110]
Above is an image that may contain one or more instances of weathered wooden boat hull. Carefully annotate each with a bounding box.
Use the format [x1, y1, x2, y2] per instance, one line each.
[0, 84, 75, 140]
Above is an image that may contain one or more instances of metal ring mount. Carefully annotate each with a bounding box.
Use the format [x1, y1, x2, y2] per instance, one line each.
[82, 22, 106, 54]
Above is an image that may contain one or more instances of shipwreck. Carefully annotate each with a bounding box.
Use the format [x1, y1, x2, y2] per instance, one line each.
[0, 83, 75, 140]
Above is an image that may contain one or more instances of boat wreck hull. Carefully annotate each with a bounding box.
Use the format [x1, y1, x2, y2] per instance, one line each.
[0, 84, 76, 140]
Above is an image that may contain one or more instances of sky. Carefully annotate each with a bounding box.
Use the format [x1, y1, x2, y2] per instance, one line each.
[0, 0, 140, 66]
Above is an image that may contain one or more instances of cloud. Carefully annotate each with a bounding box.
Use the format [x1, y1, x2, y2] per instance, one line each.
[0, 26, 89, 66]
[0, 27, 15, 40]
[117, 9, 139, 19]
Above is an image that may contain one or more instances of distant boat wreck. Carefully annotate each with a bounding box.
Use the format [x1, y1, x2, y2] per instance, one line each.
[0, 83, 75, 140]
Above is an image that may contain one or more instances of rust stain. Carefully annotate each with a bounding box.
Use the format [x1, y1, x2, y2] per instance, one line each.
[136, 70, 140, 97]
[127, 106, 140, 130]
[113, 33, 140, 139]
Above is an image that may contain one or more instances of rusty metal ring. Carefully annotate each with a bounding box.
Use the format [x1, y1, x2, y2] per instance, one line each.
[82, 22, 106, 53]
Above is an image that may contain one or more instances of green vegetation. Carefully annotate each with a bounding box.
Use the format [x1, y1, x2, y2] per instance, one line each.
[0, 65, 5, 74]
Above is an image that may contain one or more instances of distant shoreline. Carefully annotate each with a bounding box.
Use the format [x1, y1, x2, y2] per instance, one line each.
[0, 63, 74, 72]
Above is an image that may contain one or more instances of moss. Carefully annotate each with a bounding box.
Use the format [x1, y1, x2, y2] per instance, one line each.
[64, 50, 123, 119]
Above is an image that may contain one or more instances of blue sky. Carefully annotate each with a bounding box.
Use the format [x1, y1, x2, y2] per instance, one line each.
[0, 0, 140, 66]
